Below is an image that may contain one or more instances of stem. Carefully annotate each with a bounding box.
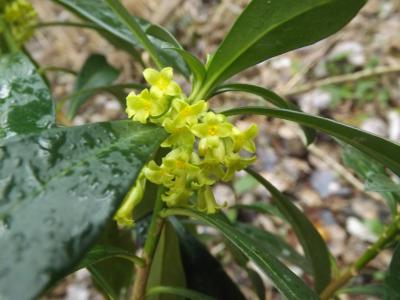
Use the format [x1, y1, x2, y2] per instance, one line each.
[0, 17, 19, 53]
[282, 65, 400, 96]
[104, 0, 163, 69]
[131, 187, 165, 300]
[320, 215, 400, 300]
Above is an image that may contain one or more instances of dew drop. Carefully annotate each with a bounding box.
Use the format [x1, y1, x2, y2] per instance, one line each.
[0, 82, 11, 99]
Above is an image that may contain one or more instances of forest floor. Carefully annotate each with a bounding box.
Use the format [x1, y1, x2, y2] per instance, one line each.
[29, 0, 400, 299]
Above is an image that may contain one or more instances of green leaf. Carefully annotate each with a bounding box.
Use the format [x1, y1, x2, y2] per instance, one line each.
[338, 285, 386, 298]
[231, 203, 286, 220]
[223, 107, 400, 177]
[385, 243, 400, 299]
[246, 168, 331, 292]
[342, 144, 399, 214]
[54, 0, 190, 77]
[0, 121, 167, 300]
[212, 83, 316, 144]
[84, 222, 138, 300]
[147, 286, 215, 300]
[197, 0, 366, 97]
[75, 244, 143, 271]
[68, 54, 120, 119]
[147, 221, 186, 300]
[237, 223, 311, 273]
[171, 218, 246, 300]
[162, 209, 320, 300]
[169, 48, 206, 94]
[146, 25, 182, 50]
[0, 52, 54, 140]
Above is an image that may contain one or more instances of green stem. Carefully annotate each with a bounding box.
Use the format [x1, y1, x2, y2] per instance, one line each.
[320, 215, 400, 300]
[131, 187, 165, 300]
[0, 17, 19, 53]
[104, 0, 163, 69]
[38, 66, 78, 76]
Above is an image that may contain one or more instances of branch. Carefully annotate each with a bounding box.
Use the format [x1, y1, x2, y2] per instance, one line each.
[283, 65, 400, 97]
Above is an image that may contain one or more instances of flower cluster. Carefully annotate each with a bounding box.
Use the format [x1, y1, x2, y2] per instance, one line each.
[1, 0, 37, 46]
[126, 67, 258, 214]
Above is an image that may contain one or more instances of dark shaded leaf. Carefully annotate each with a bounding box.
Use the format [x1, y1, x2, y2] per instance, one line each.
[0, 121, 167, 300]
[68, 54, 120, 119]
[171, 218, 246, 300]
[385, 243, 400, 300]
[163, 209, 320, 300]
[197, 0, 366, 97]
[81, 222, 139, 299]
[246, 168, 331, 292]
[0, 52, 54, 140]
[223, 107, 400, 177]
[147, 221, 186, 300]
[147, 286, 215, 300]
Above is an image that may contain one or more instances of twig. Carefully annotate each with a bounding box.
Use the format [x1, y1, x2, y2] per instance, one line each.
[308, 144, 385, 204]
[320, 215, 400, 300]
[131, 187, 165, 300]
[283, 65, 400, 97]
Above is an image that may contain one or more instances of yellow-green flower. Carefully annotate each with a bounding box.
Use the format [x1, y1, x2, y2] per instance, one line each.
[126, 89, 168, 123]
[143, 160, 175, 186]
[114, 172, 146, 228]
[167, 98, 208, 128]
[196, 187, 219, 214]
[3, 0, 37, 45]
[223, 153, 256, 181]
[161, 121, 195, 148]
[124, 66, 259, 215]
[191, 112, 233, 160]
[143, 67, 182, 98]
[232, 124, 258, 153]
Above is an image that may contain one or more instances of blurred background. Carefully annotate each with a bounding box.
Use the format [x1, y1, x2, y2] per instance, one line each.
[28, 0, 400, 299]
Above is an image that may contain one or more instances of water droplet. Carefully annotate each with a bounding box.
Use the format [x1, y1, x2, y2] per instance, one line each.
[0, 82, 11, 99]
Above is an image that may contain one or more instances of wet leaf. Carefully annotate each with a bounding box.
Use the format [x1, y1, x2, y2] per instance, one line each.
[0, 121, 166, 300]
[0, 52, 54, 140]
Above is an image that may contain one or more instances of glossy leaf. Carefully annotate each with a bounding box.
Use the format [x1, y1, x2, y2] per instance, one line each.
[197, 0, 366, 97]
[342, 144, 399, 214]
[162, 209, 320, 300]
[54, 0, 190, 77]
[147, 221, 186, 300]
[0, 52, 54, 140]
[223, 107, 400, 177]
[212, 83, 316, 144]
[385, 243, 400, 299]
[246, 168, 331, 292]
[171, 218, 246, 300]
[147, 286, 215, 300]
[68, 54, 120, 119]
[170, 48, 206, 93]
[0, 121, 167, 300]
